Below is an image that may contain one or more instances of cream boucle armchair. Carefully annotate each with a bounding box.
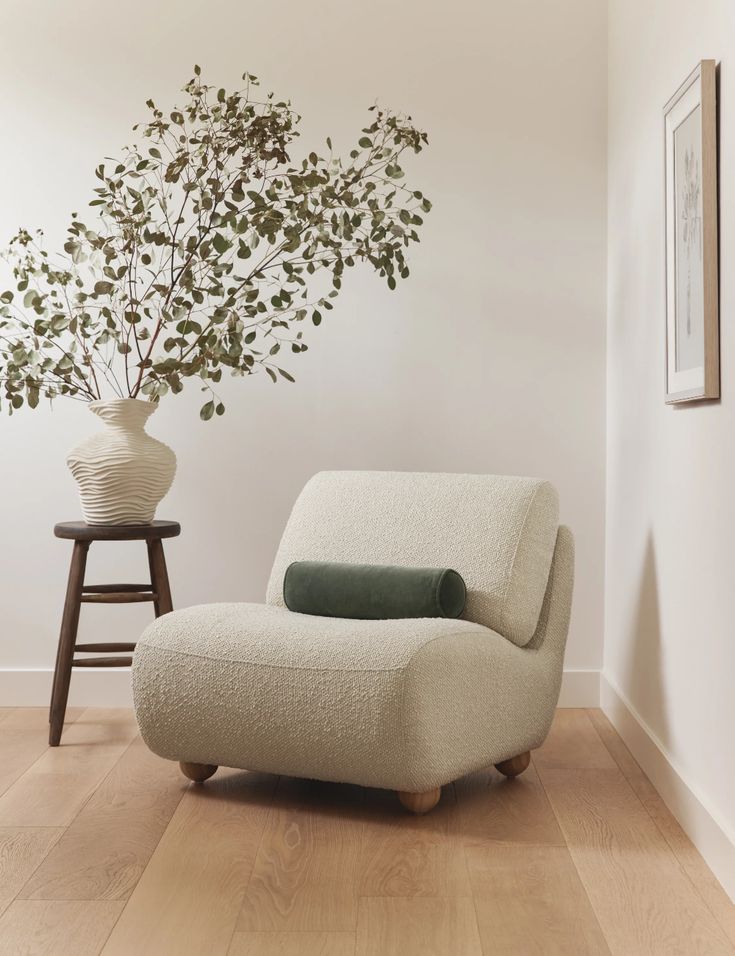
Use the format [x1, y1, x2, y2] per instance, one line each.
[132, 471, 574, 813]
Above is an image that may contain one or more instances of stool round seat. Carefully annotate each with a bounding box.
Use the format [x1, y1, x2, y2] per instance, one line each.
[54, 520, 181, 542]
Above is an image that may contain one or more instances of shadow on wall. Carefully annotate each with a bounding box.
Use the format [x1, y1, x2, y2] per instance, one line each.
[622, 531, 671, 751]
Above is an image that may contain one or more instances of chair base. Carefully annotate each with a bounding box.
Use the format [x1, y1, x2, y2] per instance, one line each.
[397, 787, 441, 814]
[494, 751, 531, 777]
[180, 761, 218, 783]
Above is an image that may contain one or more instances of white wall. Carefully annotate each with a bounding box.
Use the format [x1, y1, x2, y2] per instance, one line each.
[0, 1, 606, 692]
[606, 0, 735, 895]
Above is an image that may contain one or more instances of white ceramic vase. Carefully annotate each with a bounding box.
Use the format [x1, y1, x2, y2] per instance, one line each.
[67, 399, 176, 525]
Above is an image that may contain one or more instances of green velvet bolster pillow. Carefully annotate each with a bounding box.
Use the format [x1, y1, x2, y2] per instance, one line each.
[283, 561, 467, 620]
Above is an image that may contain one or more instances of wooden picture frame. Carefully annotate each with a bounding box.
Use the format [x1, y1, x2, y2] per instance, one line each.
[664, 60, 719, 404]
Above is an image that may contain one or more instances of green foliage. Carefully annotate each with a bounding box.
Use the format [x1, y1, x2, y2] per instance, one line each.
[0, 70, 430, 419]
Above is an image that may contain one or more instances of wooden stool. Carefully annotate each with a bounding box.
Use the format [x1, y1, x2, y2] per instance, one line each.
[49, 520, 180, 746]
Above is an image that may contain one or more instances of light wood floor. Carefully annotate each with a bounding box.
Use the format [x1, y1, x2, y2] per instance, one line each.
[0, 707, 733, 955]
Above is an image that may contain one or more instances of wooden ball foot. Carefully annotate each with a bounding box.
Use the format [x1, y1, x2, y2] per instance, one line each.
[494, 751, 531, 778]
[397, 787, 441, 814]
[180, 761, 218, 783]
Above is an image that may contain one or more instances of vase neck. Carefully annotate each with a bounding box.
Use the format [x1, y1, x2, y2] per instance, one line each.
[89, 399, 156, 431]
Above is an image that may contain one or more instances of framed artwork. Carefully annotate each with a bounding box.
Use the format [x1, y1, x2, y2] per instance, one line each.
[664, 59, 719, 404]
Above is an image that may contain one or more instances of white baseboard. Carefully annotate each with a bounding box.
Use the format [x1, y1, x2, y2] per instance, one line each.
[557, 668, 600, 707]
[0, 666, 602, 709]
[601, 672, 735, 903]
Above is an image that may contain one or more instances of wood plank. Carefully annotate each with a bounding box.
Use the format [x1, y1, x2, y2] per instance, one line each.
[102, 768, 276, 956]
[237, 778, 365, 933]
[539, 767, 734, 955]
[228, 931, 356, 955]
[19, 738, 185, 901]
[0, 705, 731, 955]
[355, 897, 482, 956]
[0, 708, 83, 800]
[0, 828, 64, 919]
[585, 709, 642, 777]
[455, 763, 565, 846]
[533, 708, 617, 771]
[587, 709, 735, 947]
[0, 899, 124, 955]
[358, 785, 470, 897]
[0, 709, 139, 827]
[466, 843, 610, 954]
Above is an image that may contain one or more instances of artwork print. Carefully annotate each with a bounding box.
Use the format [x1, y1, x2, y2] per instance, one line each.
[674, 105, 704, 372]
[664, 60, 718, 403]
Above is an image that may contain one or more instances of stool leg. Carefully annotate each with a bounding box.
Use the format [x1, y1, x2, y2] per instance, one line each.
[147, 538, 173, 616]
[49, 540, 89, 746]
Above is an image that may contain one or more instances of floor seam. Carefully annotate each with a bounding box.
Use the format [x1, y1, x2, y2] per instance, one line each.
[222, 773, 281, 954]
[532, 745, 614, 956]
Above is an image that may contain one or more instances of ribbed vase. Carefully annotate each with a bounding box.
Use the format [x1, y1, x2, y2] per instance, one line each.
[67, 399, 176, 525]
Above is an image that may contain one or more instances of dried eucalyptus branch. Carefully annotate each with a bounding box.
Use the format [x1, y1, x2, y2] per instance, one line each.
[0, 68, 430, 419]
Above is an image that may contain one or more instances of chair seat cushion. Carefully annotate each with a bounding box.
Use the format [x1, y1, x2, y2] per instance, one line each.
[132, 602, 555, 792]
[142, 601, 484, 669]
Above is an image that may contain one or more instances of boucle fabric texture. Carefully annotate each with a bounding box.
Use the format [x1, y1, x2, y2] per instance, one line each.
[266, 471, 559, 647]
[132, 526, 574, 793]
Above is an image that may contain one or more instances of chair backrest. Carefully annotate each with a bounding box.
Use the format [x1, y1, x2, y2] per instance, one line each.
[267, 471, 559, 647]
